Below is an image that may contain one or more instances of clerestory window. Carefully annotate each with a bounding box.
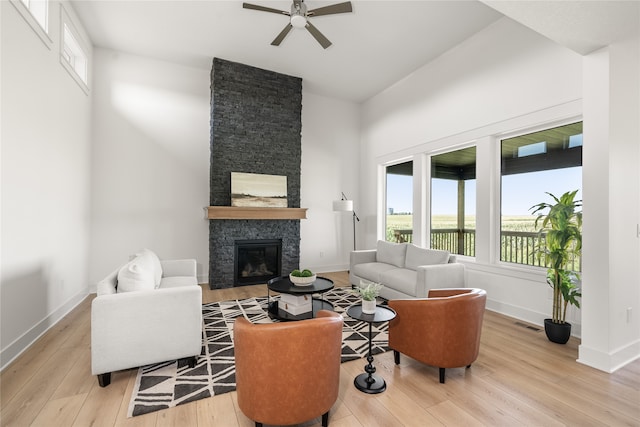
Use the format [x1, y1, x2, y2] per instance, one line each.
[20, 0, 48, 31]
[60, 5, 89, 92]
[11, 0, 51, 47]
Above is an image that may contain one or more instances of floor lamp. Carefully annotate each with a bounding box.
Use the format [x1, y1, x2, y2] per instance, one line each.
[333, 192, 360, 251]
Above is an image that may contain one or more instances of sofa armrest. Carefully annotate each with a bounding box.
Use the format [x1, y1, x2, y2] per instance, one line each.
[91, 284, 202, 375]
[415, 263, 466, 297]
[161, 259, 197, 278]
[350, 250, 377, 270]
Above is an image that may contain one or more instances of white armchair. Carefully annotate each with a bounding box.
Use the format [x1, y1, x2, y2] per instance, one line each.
[91, 250, 202, 387]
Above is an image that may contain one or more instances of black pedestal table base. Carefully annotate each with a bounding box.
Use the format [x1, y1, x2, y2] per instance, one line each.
[346, 304, 396, 394]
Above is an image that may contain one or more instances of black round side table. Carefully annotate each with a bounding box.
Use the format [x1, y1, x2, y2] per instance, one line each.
[346, 304, 396, 394]
[266, 276, 334, 321]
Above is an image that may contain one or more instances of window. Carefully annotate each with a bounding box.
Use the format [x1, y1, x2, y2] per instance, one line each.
[500, 121, 582, 268]
[385, 161, 413, 242]
[10, 0, 51, 47]
[62, 24, 88, 84]
[430, 146, 476, 256]
[20, 0, 48, 31]
[60, 6, 89, 92]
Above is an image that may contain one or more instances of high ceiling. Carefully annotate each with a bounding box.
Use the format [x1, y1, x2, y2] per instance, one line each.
[69, 0, 502, 102]
[69, 0, 639, 103]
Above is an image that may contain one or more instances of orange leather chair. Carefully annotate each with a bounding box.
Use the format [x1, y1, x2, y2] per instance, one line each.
[234, 310, 343, 427]
[388, 288, 487, 384]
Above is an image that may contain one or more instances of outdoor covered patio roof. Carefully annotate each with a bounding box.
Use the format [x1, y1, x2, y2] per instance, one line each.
[387, 121, 583, 180]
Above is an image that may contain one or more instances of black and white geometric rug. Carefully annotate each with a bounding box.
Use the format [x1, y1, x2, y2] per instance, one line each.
[127, 288, 390, 417]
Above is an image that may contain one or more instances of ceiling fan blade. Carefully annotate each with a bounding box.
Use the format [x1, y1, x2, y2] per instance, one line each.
[242, 2, 289, 16]
[307, 1, 352, 17]
[305, 21, 332, 49]
[271, 24, 293, 46]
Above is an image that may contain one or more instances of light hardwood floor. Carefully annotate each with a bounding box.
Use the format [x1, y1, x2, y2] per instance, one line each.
[2, 271, 639, 426]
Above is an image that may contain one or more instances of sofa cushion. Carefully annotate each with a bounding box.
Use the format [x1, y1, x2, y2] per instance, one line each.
[137, 248, 163, 288]
[379, 268, 418, 297]
[376, 240, 407, 268]
[405, 244, 450, 270]
[117, 253, 156, 293]
[352, 262, 399, 284]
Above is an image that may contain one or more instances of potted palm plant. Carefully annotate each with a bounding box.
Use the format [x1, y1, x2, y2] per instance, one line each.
[530, 190, 582, 344]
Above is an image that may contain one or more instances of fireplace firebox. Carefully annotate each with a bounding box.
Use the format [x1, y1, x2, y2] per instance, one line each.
[234, 239, 282, 286]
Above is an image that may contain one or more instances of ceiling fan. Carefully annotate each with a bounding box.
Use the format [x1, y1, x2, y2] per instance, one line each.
[242, 0, 353, 49]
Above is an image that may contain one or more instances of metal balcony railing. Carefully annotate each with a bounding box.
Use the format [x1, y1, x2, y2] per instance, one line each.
[391, 228, 581, 271]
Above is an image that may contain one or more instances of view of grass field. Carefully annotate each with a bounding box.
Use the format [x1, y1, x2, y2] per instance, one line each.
[385, 214, 538, 237]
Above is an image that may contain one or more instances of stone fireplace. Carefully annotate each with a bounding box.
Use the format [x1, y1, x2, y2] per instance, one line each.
[208, 58, 303, 289]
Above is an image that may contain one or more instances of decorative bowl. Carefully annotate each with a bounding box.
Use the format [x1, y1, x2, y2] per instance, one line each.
[289, 273, 316, 286]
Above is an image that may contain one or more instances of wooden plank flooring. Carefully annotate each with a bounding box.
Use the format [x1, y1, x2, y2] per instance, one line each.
[2, 271, 639, 426]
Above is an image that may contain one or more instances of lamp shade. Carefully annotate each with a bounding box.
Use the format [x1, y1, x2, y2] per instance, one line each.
[333, 199, 353, 212]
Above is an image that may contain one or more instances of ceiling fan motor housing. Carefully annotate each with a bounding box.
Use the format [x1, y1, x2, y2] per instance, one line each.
[290, 2, 307, 28]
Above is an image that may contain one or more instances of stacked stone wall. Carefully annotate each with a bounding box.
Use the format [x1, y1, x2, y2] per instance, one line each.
[209, 58, 302, 289]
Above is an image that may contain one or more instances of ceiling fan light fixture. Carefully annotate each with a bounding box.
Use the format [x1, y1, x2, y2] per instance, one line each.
[290, 14, 307, 29]
[244, 0, 353, 48]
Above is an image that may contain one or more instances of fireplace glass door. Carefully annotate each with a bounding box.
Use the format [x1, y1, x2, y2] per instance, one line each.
[234, 239, 282, 286]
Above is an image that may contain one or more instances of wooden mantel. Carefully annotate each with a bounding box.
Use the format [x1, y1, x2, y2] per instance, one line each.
[206, 206, 307, 220]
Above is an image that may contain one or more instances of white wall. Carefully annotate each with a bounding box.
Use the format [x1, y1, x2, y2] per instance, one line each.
[300, 91, 360, 273]
[89, 49, 210, 286]
[88, 52, 360, 285]
[360, 18, 584, 328]
[1, 1, 92, 368]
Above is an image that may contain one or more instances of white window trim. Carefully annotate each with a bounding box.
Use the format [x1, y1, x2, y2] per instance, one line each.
[428, 141, 478, 257]
[59, 4, 90, 94]
[9, 0, 52, 49]
[495, 116, 583, 270]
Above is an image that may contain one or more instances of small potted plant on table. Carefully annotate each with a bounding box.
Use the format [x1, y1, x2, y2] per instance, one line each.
[530, 190, 582, 344]
[353, 280, 383, 314]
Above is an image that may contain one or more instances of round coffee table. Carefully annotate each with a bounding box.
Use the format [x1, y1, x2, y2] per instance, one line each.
[267, 276, 335, 321]
[346, 304, 396, 394]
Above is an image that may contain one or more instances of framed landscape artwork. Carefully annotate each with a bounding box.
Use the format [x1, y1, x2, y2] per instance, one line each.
[231, 172, 288, 208]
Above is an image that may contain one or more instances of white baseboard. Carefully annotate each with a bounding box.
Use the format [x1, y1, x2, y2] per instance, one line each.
[486, 298, 582, 338]
[0, 288, 89, 372]
[578, 340, 640, 373]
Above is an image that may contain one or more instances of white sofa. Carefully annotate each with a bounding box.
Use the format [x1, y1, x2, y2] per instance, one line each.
[350, 240, 466, 300]
[91, 249, 202, 387]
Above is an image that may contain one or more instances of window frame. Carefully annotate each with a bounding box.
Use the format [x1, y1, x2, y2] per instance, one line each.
[383, 158, 415, 243]
[59, 4, 90, 94]
[10, 0, 52, 48]
[428, 142, 478, 259]
[495, 118, 583, 270]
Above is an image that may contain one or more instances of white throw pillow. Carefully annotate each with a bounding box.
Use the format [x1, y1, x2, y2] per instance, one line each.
[376, 240, 407, 268]
[405, 244, 450, 270]
[137, 248, 163, 288]
[117, 254, 156, 293]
